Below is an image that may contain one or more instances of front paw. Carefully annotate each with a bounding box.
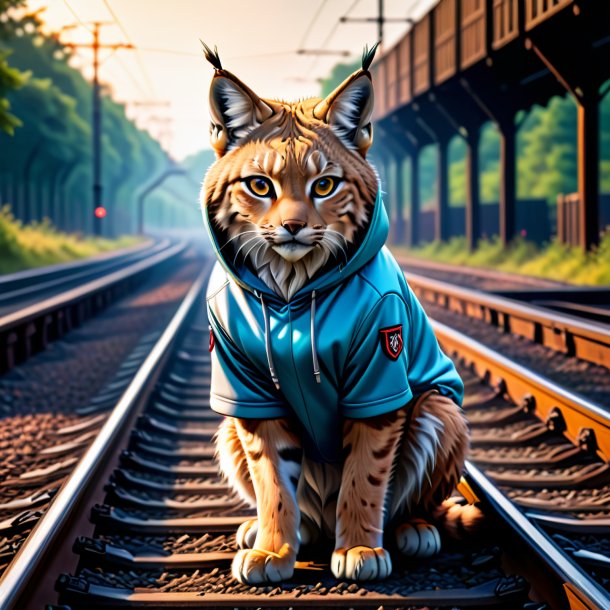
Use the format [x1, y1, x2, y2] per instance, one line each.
[395, 519, 441, 557]
[231, 544, 296, 584]
[331, 546, 392, 581]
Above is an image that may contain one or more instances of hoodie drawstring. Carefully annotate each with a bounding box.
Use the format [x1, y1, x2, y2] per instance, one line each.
[259, 293, 280, 390]
[311, 290, 321, 384]
[258, 290, 322, 390]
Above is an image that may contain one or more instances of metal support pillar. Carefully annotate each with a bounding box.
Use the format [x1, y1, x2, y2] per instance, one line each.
[525, 38, 600, 251]
[392, 153, 406, 244]
[92, 23, 103, 237]
[578, 95, 600, 251]
[465, 128, 481, 251]
[436, 137, 450, 242]
[409, 148, 420, 248]
[499, 122, 516, 244]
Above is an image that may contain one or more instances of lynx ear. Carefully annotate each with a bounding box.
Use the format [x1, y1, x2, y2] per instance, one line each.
[202, 42, 273, 156]
[313, 44, 379, 156]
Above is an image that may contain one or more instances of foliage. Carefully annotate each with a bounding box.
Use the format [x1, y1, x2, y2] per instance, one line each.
[0, 50, 26, 134]
[0, 205, 140, 274]
[395, 232, 610, 286]
[0, 11, 200, 236]
[0, 0, 28, 134]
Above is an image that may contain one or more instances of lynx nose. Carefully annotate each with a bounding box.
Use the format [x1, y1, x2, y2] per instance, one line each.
[282, 220, 307, 236]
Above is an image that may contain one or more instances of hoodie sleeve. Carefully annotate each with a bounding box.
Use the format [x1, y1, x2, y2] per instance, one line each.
[339, 288, 464, 419]
[403, 284, 464, 406]
[339, 293, 413, 417]
[207, 302, 290, 419]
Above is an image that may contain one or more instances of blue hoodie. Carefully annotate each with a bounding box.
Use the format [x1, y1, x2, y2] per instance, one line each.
[205, 191, 464, 463]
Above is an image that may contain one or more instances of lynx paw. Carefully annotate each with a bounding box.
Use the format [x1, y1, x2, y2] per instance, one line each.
[236, 518, 258, 549]
[331, 546, 392, 581]
[396, 519, 441, 557]
[231, 544, 296, 584]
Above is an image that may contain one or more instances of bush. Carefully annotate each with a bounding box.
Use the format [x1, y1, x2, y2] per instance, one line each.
[0, 205, 141, 274]
[394, 233, 610, 286]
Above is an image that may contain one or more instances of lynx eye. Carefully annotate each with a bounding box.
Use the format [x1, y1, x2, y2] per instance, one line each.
[312, 177, 339, 198]
[244, 176, 275, 199]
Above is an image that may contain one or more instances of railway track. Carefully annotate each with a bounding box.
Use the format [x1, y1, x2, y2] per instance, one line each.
[401, 266, 610, 372]
[0, 239, 156, 315]
[397, 254, 610, 328]
[0, 245, 203, 586]
[0, 238, 186, 374]
[438, 323, 610, 610]
[493, 287, 610, 326]
[0, 260, 604, 609]
[394, 255, 568, 292]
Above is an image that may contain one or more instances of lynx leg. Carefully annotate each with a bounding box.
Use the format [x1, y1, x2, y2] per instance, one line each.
[389, 391, 470, 557]
[332, 409, 407, 581]
[231, 417, 302, 584]
[215, 417, 256, 507]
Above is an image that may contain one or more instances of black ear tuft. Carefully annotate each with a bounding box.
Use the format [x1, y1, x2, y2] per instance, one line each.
[361, 42, 380, 72]
[201, 40, 222, 70]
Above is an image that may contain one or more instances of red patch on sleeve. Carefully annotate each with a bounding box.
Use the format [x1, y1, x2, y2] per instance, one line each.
[379, 325, 403, 360]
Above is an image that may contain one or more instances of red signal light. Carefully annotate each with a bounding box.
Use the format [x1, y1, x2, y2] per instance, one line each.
[94, 206, 107, 219]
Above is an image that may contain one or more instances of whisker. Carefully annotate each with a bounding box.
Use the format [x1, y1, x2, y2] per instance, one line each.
[232, 236, 259, 265]
[253, 242, 268, 267]
[323, 235, 348, 264]
[219, 230, 259, 251]
[324, 228, 349, 244]
[243, 238, 264, 264]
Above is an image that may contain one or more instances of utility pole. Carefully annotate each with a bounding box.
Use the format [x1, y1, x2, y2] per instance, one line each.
[92, 23, 103, 237]
[59, 23, 133, 236]
[339, 0, 414, 50]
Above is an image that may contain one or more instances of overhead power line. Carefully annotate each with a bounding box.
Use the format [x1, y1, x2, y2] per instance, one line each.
[61, 0, 92, 32]
[102, 0, 158, 100]
[340, 0, 415, 50]
[307, 0, 362, 76]
[298, 0, 328, 49]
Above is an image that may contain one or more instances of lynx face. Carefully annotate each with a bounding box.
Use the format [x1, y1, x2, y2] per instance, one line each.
[202, 59, 378, 301]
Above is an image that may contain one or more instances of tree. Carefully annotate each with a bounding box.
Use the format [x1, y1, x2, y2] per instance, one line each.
[0, 11, 198, 234]
[0, 0, 27, 134]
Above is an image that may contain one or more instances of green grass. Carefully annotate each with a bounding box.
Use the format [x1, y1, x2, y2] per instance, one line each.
[392, 233, 610, 286]
[0, 205, 142, 274]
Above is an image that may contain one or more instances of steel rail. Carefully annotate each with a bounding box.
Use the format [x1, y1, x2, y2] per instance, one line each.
[395, 254, 565, 288]
[432, 319, 610, 608]
[0, 238, 154, 289]
[432, 318, 610, 460]
[0, 262, 211, 610]
[465, 462, 609, 610]
[0, 239, 164, 307]
[406, 270, 610, 369]
[0, 240, 186, 333]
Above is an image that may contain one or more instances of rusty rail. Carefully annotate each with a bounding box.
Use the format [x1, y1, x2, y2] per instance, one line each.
[433, 320, 610, 610]
[0, 265, 210, 609]
[405, 270, 610, 370]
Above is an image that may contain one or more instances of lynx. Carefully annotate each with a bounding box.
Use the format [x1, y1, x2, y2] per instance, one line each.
[201, 43, 480, 585]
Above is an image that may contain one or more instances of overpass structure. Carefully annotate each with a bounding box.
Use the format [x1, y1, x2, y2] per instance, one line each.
[369, 0, 610, 251]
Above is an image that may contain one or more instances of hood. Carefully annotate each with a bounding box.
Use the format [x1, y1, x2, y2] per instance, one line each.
[203, 188, 389, 304]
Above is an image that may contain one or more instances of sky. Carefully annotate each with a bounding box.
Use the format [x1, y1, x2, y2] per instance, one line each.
[23, 0, 435, 160]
